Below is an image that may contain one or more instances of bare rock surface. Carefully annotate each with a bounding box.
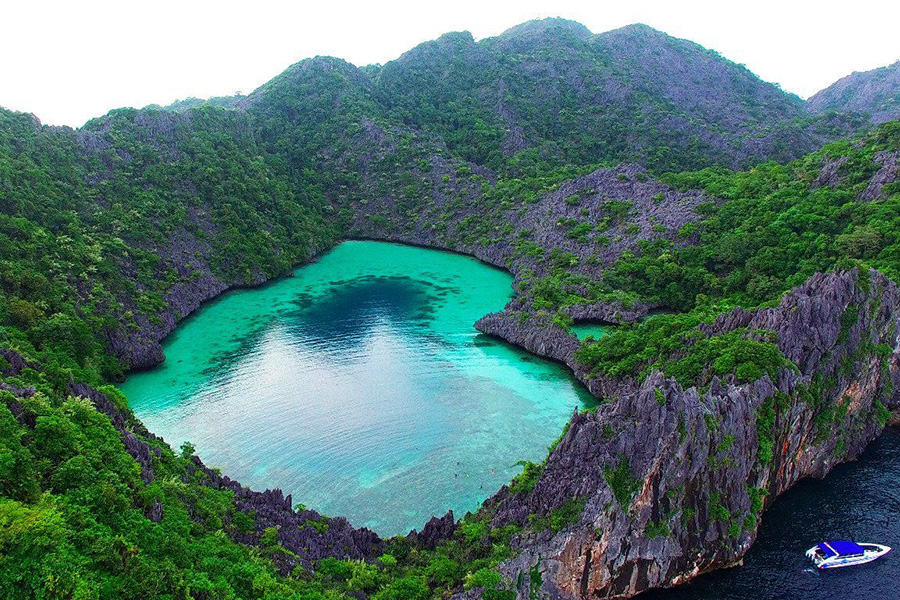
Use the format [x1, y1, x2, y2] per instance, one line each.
[808, 60, 900, 125]
[858, 150, 900, 202]
[461, 269, 900, 599]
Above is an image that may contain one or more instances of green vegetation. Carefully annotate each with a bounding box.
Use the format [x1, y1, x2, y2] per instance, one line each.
[747, 486, 768, 515]
[875, 400, 892, 428]
[644, 520, 670, 540]
[654, 387, 666, 406]
[577, 318, 795, 388]
[528, 497, 587, 533]
[548, 497, 586, 532]
[0, 106, 340, 387]
[509, 461, 544, 495]
[528, 558, 543, 599]
[577, 122, 900, 388]
[370, 20, 842, 174]
[603, 457, 643, 507]
[0, 19, 898, 597]
[0, 377, 332, 598]
[708, 493, 731, 523]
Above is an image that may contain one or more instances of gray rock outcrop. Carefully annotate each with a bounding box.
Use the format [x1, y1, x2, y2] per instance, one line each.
[466, 269, 899, 598]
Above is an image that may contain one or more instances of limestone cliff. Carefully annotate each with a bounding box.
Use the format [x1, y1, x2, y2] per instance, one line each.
[469, 269, 899, 598]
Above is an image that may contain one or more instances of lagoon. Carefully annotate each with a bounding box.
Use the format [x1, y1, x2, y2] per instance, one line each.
[122, 241, 596, 535]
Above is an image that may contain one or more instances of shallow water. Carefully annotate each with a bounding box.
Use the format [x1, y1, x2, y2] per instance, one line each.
[122, 241, 596, 534]
[571, 322, 610, 340]
[645, 429, 900, 600]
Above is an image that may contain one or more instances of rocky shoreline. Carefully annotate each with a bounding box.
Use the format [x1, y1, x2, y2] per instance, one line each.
[96, 233, 900, 598]
[0, 347, 394, 574]
[466, 269, 900, 598]
[6, 216, 900, 598]
[474, 310, 636, 403]
[75, 155, 900, 597]
[107, 162, 702, 376]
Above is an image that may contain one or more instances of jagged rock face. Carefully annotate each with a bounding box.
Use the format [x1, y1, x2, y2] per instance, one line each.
[0, 349, 37, 398]
[813, 150, 900, 203]
[505, 166, 707, 281]
[473, 269, 899, 599]
[410, 510, 458, 550]
[186, 460, 384, 574]
[103, 222, 249, 371]
[808, 61, 900, 125]
[859, 151, 900, 202]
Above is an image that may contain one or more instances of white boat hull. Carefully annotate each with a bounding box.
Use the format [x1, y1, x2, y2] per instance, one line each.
[806, 543, 892, 569]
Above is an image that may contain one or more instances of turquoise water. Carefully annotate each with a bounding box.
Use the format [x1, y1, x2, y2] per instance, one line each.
[122, 241, 596, 535]
[571, 323, 610, 340]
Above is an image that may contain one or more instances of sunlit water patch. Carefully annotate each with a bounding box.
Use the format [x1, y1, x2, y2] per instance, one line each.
[123, 241, 596, 534]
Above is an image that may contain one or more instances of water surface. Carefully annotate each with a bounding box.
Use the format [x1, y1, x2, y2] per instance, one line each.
[123, 241, 596, 534]
[646, 430, 900, 600]
[571, 323, 610, 340]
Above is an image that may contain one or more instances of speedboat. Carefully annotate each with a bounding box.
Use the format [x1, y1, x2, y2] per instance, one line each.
[806, 540, 891, 569]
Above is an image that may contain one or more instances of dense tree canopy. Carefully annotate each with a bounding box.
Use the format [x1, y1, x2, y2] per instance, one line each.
[0, 19, 899, 598]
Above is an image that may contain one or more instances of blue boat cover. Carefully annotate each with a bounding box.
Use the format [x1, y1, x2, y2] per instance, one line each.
[818, 541, 865, 557]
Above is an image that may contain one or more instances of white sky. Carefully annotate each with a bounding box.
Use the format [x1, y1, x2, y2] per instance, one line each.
[2, 0, 899, 128]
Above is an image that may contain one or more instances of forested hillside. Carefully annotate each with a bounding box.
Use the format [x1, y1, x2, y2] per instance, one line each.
[1, 17, 900, 600]
[809, 60, 900, 125]
[372, 19, 864, 172]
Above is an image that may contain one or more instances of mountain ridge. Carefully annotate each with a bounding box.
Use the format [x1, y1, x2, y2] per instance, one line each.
[32, 18, 886, 174]
[2, 17, 900, 600]
[366, 17, 857, 171]
[11, 18, 895, 177]
[808, 59, 900, 123]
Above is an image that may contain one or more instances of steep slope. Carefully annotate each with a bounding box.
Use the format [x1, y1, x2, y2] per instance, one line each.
[373, 19, 861, 172]
[809, 60, 900, 124]
[3, 19, 900, 599]
[476, 269, 899, 599]
[0, 105, 344, 376]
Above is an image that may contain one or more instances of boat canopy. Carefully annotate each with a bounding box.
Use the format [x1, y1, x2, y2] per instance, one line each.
[818, 541, 866, 557]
